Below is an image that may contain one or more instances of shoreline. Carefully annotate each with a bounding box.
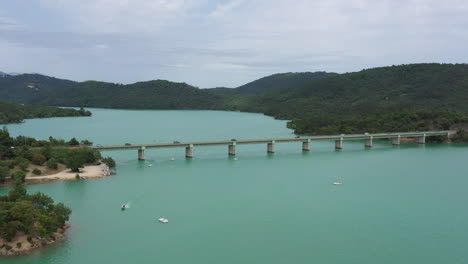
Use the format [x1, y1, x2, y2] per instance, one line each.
[0, 225, 69, 257]
[25, 164, 111, 183]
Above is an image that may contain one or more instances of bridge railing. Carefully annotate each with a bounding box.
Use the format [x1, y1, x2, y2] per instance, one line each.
[91, 131, 450, 159]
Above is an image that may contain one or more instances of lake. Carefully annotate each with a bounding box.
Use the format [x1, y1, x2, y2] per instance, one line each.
[1, 108, 468, 264]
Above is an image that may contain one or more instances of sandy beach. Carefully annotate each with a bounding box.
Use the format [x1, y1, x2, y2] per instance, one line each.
[25, 164, 111, 182]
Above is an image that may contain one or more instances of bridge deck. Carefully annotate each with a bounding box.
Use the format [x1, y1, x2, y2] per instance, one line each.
[92, 131, 449, 151]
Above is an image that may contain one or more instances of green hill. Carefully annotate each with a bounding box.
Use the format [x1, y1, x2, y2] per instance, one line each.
[0, 74, 76, 104]
[211, 72, 337, 95]
[231, 64, 468, 134]
[0, 75, 227, 110]
[1, 63, 468, 134]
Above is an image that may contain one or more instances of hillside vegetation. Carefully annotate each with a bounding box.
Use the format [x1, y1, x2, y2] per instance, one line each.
[230, 64, 468, 134]
[0, 63, 468, 134]
[211, 72, 337, 95]
[0, 100, 91, 124]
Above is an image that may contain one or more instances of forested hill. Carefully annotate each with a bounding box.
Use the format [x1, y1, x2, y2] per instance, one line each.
[0, 74, 77, 104]
[231, 63, 468, 134]
[0, 75, 227, 109]
[0, 100, 91, 124]
[43, 80, 227, 109]
[211, 72, 337, 95]
[1, 63, 468, 134]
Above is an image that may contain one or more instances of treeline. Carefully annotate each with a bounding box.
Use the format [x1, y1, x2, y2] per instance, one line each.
[0, 186, 71, 242]
[288, 109, 468, 135]
[0, 100, 91, 124]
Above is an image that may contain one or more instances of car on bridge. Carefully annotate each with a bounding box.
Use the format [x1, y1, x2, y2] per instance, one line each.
[125, 143, 132, 146]
[173, 141, 181, 144]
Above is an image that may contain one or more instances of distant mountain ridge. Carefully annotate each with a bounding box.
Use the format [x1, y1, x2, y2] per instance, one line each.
[210, 72, 337, 95]
[1, 63, 468, 134]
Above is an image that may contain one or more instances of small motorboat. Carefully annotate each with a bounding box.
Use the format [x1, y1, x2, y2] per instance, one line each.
[233, 158, 238, 161]
[121, 204, 126, 210]
[147, 164, 153, 167]
[158, 218, 169, 223]
[170, 158, 175, 161]
[333, 182, 343, 185]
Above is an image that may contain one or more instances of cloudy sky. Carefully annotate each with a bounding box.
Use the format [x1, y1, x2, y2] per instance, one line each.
[0, 0, 467, 87]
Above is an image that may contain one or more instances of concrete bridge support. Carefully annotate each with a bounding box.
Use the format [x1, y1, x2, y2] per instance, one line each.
[138, 147, 145, 161]
[185, 144, 194, 158]
[365, 136, 373, 148]
[267, 141, 275, 153]
[335, 138, 343, 149]
[228, 143, 236, 156]
[418, 134, 426, 144]
[392, 136, 401, 145]
[302, 140, 311, 151]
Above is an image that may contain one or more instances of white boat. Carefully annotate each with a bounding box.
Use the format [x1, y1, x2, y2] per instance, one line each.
[158, 218, 169, 223]
[333, 182, 343, 185]
[233, 158, 238, 161]
[170, 158, 175, 161]
[147, 164, 153, 167]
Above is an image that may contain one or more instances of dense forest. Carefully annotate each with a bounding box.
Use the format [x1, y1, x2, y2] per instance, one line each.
[210, 72, 337, 95]
[1, 63, 468, 135]
[0, 100, 91, 124]
[0, 186, 71, 242]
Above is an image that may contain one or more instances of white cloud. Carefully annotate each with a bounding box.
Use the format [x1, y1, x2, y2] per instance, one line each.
[2, 0, 468, 87]
[209, 0, 244, 17]
[204, 63, 249, 71]
[40, 0, 200, 33]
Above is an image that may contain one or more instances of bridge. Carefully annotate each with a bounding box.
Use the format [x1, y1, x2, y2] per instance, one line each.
[91, 131, 451, 160]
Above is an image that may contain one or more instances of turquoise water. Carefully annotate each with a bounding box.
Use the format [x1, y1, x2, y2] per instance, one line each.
[1, 108, 468, 264]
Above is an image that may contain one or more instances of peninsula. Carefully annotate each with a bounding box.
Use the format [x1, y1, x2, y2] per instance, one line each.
[0, 186, 71, 256]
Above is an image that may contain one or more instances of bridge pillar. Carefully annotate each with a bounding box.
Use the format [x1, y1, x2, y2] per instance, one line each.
[302, 140, 311, 151]
[417, 134, 426, 144]
[228, 143, 236, 156]
[365, 136, 373, 148]
[392, 135, 401, 145]
[335, 138, 343, 149]
[267, 141, 275, 153]
[138, 147, 145, 161]
[185, 144, 194, 158]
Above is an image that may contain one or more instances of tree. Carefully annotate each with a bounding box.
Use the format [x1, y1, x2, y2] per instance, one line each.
[80, 139, 93, 146]
[68, 137, 80, 146]
[64, 150, 86, 172]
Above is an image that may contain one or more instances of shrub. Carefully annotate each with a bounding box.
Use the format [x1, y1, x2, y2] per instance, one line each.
[12, 171, 26, 185]
[102, 157, 116, 168]
[19, 162, 29, 172]
[47, 158, 58, 169]
[32, 168, 42, 175]
[16, 242, 22, 248]
[27, 236, 33, 243]
[4, 244, 12, 250]
[75, 174, 80, 180]
[0, 166, 10, 183]
[32, 153, 47, 165]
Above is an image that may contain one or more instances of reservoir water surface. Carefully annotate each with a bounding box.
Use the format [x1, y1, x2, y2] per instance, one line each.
[1, 108, 468, 264]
